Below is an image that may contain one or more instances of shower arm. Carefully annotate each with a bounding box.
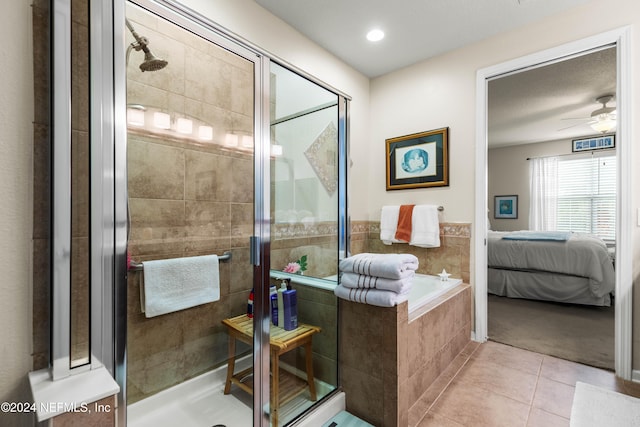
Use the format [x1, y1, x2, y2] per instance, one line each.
[125, 18, 151, 54]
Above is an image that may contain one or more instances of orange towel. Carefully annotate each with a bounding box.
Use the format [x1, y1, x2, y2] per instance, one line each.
[395, 204, 415, 242]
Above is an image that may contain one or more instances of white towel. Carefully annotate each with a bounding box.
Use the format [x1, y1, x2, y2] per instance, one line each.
[334, 284, 409, 307]
[140, 254, 220, 318]
[410, 204, 440, 248]
[339, 253, 419, 280]
[380, 206, 402, 245]
[340, 271, 415, 294]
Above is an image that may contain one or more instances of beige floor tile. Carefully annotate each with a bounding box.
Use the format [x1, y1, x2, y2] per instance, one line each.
[540, 355, 617, 389]
[416, 412, 465, 427]
[474, 341, 544, 375]
[453, 358, 538, 404]
[532, 377, 575, 419]
[431, 381, 529, 427]
[526, 408, 570, 427]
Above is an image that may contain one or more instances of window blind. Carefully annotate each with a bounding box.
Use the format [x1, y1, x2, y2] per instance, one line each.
[556, 154, 616, 241]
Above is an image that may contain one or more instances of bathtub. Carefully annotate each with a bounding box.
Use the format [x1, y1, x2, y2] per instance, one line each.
[408, 273, 463, 314]
[273, 271, 462, 316]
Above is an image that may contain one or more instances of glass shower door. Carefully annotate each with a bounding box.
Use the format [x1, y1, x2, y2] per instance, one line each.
[267, 62, 341, 426]
[124, 2, 261, 426]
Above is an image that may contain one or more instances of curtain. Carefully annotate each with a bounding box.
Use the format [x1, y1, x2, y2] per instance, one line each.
[529, 156, 558, 231]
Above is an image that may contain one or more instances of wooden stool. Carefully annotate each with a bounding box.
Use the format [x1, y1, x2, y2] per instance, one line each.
[222, 314, 321, 426]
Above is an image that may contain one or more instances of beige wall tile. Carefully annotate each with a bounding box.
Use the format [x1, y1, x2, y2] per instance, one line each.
[128, 139, 185, 200]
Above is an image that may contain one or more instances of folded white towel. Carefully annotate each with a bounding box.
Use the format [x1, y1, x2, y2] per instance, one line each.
[410, 204, 440, 248]
[341, 271, 415, 294]
[339, 253, 419, 280]
[380, 206, 402, 245]
[141, 254, 220, 318]
[334, 284, 409, 307]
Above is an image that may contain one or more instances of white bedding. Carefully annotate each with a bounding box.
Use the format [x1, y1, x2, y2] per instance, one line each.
[487, 231, 615, 306]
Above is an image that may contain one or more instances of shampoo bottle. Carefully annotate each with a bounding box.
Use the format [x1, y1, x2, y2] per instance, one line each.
[247, 288, 254, 318]
[283, 283, 298, 331]
[277, 280, 288, 328]
[270, 285, 278, 325]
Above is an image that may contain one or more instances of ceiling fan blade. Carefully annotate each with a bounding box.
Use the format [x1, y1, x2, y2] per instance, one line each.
[557, 119, 596, 131]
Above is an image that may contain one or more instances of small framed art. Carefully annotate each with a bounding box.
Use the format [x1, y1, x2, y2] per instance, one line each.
[494, 195, 518, 219]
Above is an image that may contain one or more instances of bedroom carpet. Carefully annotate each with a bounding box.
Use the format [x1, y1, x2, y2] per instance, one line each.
[488, 294, 614, 370]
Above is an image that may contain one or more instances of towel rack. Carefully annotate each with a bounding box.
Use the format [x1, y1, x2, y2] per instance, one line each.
[129, 251, 232, 272]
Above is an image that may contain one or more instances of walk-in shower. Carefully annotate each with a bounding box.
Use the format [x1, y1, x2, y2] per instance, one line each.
[120, 2, 348, 426]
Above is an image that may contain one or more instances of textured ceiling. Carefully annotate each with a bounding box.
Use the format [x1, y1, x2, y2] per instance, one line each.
[488, 46, 616, 147]
[255, 0, 593, 78]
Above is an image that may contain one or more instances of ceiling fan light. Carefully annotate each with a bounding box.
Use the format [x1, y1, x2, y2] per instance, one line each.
[590, 114, 616, 133]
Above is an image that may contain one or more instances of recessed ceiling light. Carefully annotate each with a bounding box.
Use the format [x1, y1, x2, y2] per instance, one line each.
[366, 29, 384, 42]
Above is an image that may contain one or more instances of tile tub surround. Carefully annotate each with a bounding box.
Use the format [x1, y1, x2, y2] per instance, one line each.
[339, 283, 472, 427]
[350, 221, 471, 284]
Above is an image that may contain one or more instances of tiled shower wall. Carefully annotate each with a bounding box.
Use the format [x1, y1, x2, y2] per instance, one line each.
[32, 0, 50, 372]
[125, 9, 255, 403]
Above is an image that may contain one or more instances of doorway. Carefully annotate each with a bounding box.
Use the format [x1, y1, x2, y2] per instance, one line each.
[474, 27, 633, 379]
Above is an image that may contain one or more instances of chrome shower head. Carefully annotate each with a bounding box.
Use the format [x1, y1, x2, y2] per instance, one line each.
[125, 18, 168, 72]
[140, 50, 168, 72]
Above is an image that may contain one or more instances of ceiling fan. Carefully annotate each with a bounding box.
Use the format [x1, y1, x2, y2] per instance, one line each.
[559, 94, 617, 134]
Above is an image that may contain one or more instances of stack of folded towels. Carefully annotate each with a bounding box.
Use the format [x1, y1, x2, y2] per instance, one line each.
[334, 253, 419, 307]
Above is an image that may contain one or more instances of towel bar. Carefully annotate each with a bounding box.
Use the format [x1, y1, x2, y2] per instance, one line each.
[129, 251, 232, 272]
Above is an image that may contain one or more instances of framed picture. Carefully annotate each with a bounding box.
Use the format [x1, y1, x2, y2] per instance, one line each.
[494, 195, 518, 219]
[385, 127, 449, 190]
[572, 134, 615, 152]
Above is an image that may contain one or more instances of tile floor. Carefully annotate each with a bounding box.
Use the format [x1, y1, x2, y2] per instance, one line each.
[412, 340, 640, 427]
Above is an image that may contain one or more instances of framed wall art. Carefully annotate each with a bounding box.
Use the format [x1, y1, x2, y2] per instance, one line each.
[385, 127, 449, 190]
[572, 134, 615, 152]
[494, 195, 518, 219]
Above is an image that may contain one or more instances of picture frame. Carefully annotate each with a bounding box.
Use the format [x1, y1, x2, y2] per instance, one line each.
[572, 134, 615, 152]
[385, 127, 449, 190]
[494, 195, 518, 219]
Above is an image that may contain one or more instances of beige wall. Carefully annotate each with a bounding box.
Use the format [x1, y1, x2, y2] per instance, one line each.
[0, 1, 34, 427]
[488, 139, 573, 232]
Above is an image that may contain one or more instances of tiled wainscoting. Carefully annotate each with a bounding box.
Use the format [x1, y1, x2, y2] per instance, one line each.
[350, 221, 471, 283]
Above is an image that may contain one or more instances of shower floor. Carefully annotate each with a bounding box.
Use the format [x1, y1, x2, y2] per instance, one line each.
[128, 358, 332, 427]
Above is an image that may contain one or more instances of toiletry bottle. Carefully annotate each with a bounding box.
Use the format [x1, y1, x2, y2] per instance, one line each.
[270, 285, 278, 325]
[247, 288, 254, 318]
[277, 280, 288, 328]
[283, 283, 298, 331]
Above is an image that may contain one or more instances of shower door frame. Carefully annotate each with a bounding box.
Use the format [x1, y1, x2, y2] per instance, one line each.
[114, 0, 270, 425]
[112, 1, 351, 426]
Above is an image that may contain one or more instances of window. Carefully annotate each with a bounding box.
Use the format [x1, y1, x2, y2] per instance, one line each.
[556, 154, 616, 241]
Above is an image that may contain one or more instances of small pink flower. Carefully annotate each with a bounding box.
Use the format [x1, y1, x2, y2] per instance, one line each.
[283, 262, 301, 273]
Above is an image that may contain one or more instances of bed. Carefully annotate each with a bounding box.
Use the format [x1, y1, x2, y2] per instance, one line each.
[487, 231, 615, 306]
